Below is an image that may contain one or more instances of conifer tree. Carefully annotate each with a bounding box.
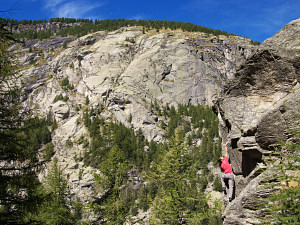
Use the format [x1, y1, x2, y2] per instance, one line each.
[33, 157, 75, 224]
[149, 127, 217, 224]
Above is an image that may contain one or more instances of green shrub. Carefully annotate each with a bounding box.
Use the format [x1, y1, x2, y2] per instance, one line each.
[53, 94, 64, 103]
[53, 94, 68, 103]
[61, 77, 74, 90]
[66, 139, 73, 147]
[128, 113, 132, 123]
[61, 77, 69, 87]
[44, 142, 54, 161]
[51, 118, 58, 132]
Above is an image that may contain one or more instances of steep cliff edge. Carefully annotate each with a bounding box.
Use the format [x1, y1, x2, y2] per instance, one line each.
[214, 18, 300, 224]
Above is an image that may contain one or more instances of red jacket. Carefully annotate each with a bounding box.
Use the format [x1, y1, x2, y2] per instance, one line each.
[221, 157, 233, 173]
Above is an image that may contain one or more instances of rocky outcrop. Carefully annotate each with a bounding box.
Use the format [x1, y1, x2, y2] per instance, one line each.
[216, 49, 300, 175]
[23, 37, 76, 50]
[259, 18, 300, 59]
[222, 168, 280, 225]
[214, 18, 300, 224]
[12, 22, 81, 34]
[52, 100, 70, 121]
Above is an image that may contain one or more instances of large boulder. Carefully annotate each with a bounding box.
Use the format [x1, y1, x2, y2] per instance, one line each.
[216, 49, 300, 173]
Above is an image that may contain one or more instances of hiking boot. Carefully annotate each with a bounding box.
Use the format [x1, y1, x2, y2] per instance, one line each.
[229, 197, 232, 202]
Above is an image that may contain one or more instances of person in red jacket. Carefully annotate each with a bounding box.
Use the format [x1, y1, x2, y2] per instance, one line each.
[217, 141, 234, 202]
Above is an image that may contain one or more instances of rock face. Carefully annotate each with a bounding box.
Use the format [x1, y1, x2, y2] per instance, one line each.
[12, 22, 81, 34]
[16, 27, 255, 205]
[259, 18, 300, 59]
[21, 27, 255, 142]
[214, 18, 300, 224]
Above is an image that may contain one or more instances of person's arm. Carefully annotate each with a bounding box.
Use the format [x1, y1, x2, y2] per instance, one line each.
[225, 141, 228, 157]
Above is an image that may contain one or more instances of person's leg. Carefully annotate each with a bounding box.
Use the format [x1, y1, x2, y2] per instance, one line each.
[221, 174, 226, 191]
[228, 174, 234, 201]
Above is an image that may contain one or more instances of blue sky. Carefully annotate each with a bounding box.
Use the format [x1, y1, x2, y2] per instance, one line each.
[1, 0, 299, 42]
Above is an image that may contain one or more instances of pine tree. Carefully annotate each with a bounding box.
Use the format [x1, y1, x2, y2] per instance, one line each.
[94, 145, 130, 223]
[149, 127, 216, 224]
[33, 157, 75, 224]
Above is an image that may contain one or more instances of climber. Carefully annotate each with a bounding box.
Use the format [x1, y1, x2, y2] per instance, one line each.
[217, 141, 234, 202]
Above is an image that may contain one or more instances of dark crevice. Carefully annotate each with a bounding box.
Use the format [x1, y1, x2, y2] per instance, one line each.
[225, 119, 231, 132]
[242, 149, 263, 177]
[231, 138, 239, 149]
